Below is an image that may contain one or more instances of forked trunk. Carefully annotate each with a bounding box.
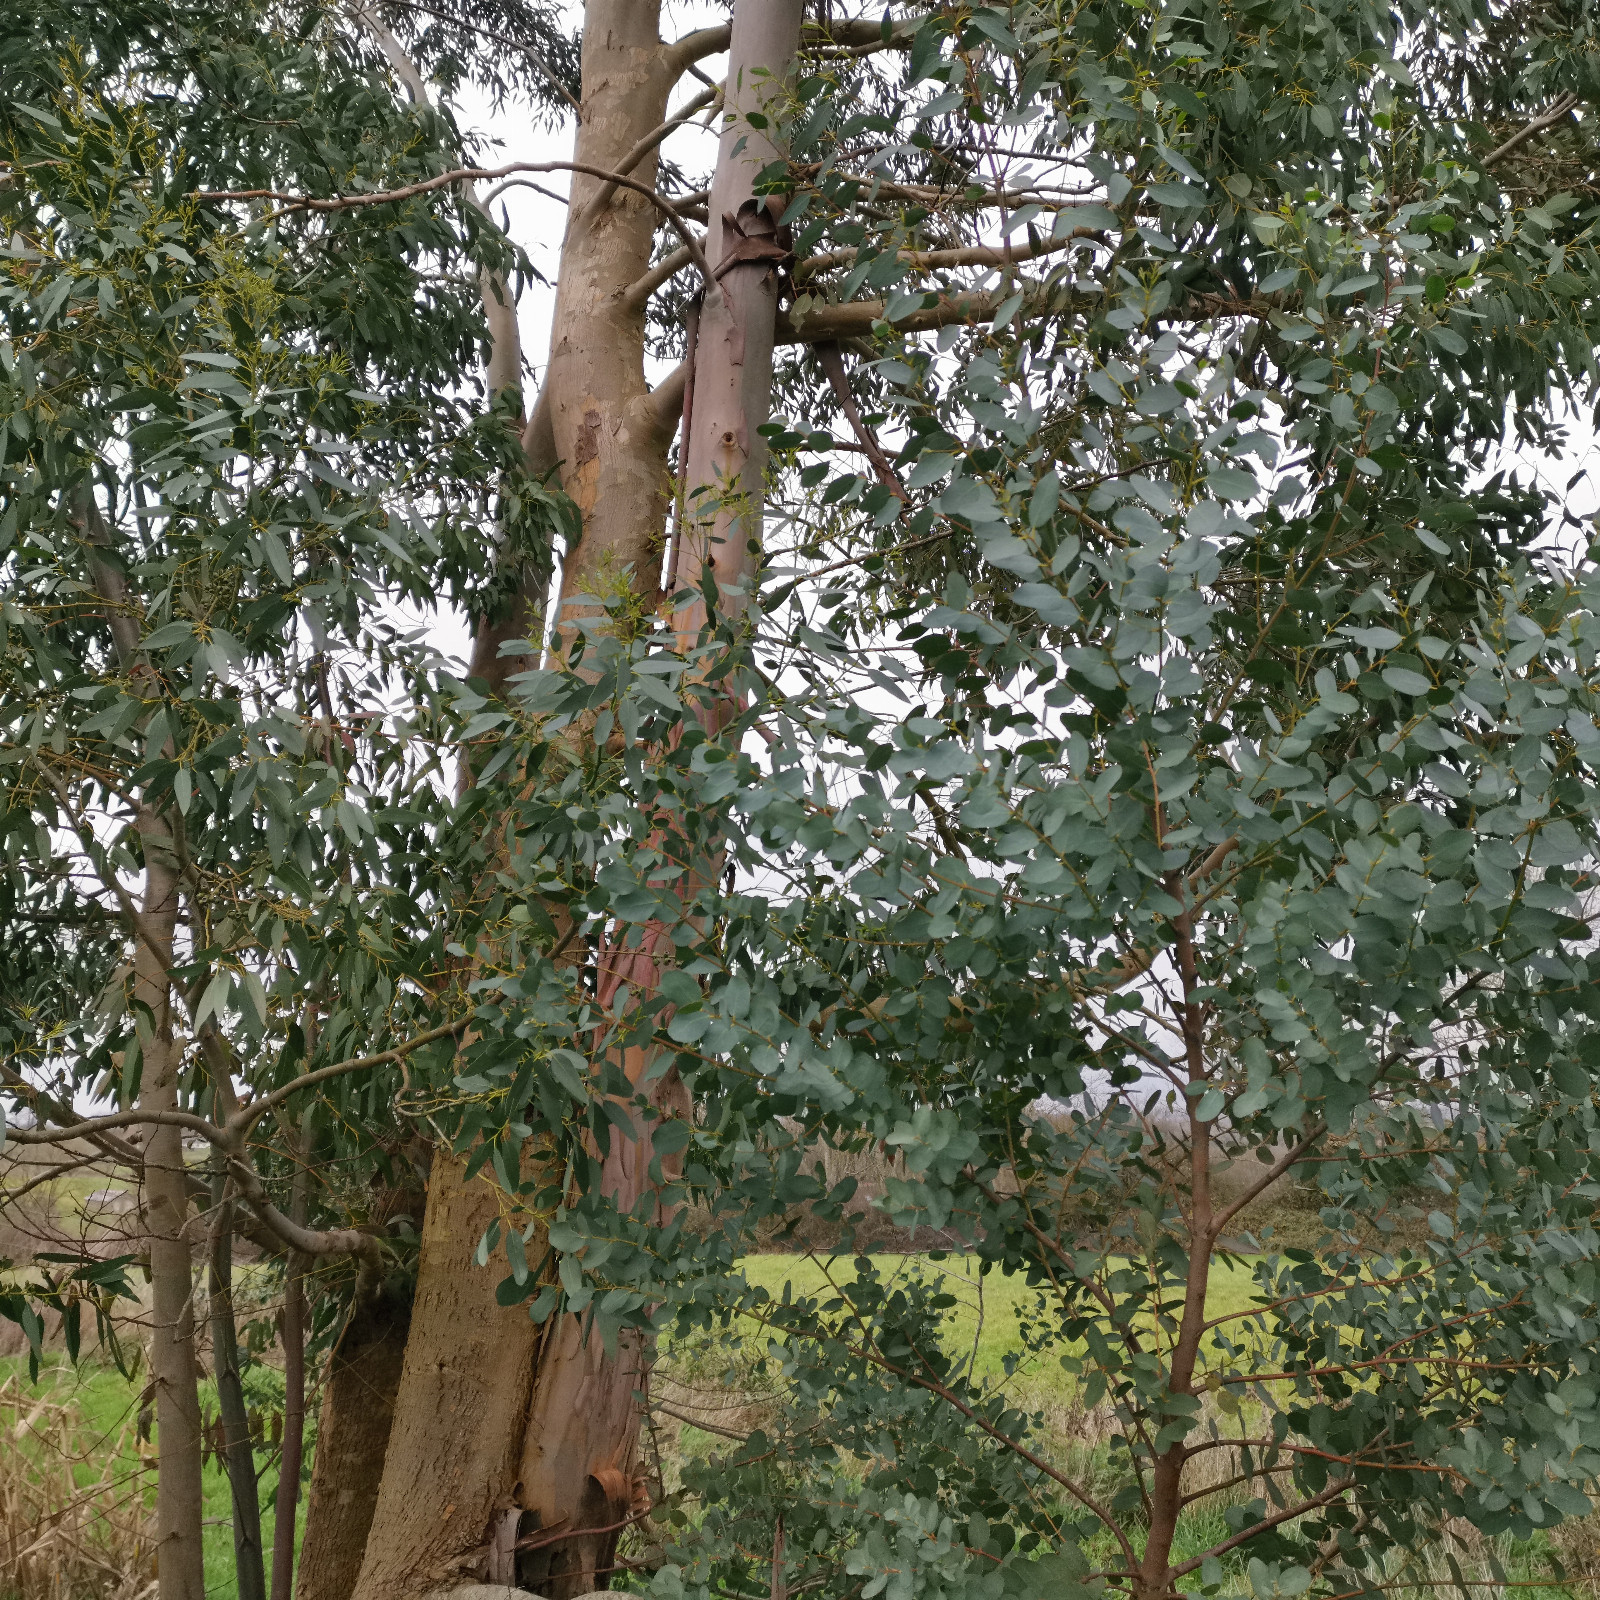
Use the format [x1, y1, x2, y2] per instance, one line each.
[349, 5, 798, 1593]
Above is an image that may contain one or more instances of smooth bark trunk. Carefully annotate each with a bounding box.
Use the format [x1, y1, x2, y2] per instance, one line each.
[673, 0, 802, 632]
[353, 7, 798, 1595]
[210, 1162, 267, 1600]
[139, 823, 206, 1600]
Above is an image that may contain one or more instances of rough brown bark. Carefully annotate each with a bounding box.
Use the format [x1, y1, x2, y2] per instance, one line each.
[295, 1282, 412, 1600]
[139, 821, 206, 1600]
[350, 1155, 546, 1599]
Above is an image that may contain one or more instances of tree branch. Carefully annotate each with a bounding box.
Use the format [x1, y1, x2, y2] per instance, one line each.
[1167, 1480, 1356, 1581]
[1485, 92, 1581, 166]
[624, 240, 700, 311]
[1206, 1121, 1327, 1247]
[642, 358, 693, 438]
[371, 0, 582, 116]
[231, 1016, 471, 1135]
[664, 24, 732, 79]
[813, 343, 907, 501]
[196, 163, 716, 292]
[794, 227, 1095, 284]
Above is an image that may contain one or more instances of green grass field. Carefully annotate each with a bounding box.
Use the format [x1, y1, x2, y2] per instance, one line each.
[736, 1250, 1264, 1391]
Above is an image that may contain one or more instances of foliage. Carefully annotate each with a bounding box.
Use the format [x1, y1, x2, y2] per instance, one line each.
[0, 0, 579, 1451]
[9, 1, 1600, 1599]
[397, 3, 1600, 1598]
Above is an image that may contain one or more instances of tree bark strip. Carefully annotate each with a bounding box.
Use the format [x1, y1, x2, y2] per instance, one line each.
[209, 1161, 267, 1600]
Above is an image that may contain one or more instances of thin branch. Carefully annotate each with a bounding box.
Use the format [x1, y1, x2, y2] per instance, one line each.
[231, 1016, 471, 1133]
[814, 343, 907, 501]
[196, 163, 716, 290]
[1, 1063, 145, 1170]
[794, 227, 1095, 284]
[0, 1149, 115, 1208]
[480, 176, 572, 209]
[1206, 1120, 1326, 1247]
[373, 0, 582, 115]
[779, 279, 1276, 344]
[617, 84, 721, 184]
[7, 1106, 223, 1150]
[1485, 92, 1581, 166]
[653, 1402, 750, 1442]
[513, 1504, 656, 1554]
[1167, 1480, 1356, 1581]
[775, 527, 952, 582]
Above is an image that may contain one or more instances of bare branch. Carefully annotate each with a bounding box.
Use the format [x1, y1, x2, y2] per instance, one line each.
[814, 343, 907, 501]
[780, 279, 1275, 344]
[624, 241, 700, 311]
[617, 85, 721, 184]
[7, 1106, 223, 1150]
[665, 24, 732, 79]
[794, 227, 1095, 284]
[225, 1151, 381, 1264]
[1485, 92, 1581, 166]
[1206, 1121, 1327, 1247]
[1167, 1480, 1356, 1581]
[231, 1016, 471, 1134]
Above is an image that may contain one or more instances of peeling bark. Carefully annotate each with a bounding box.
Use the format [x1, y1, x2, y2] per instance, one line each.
[354, 6, 800, 1594]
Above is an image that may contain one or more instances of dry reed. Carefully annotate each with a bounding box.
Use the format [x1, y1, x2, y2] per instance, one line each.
[0, 1372, 154, 1600]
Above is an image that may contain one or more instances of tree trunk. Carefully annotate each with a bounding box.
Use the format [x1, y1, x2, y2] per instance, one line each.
[139, 821, 206, 1600]
[295, 1281, 412, 1600]
[351, 6, 799, 1595]
[672, 0, 802, 636]
[350, 1155, 547, 1598]
[271, 1116, 313, 1600]
[210, 1162, 267, 1600]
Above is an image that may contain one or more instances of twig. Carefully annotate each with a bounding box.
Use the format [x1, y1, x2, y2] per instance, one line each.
[814, 344, 908, 502]
[1485, 92, 1581, 166]
[196, 163, 715, 291]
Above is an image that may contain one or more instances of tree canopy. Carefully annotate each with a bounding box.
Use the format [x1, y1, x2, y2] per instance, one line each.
[8, 2, 1600, 1599]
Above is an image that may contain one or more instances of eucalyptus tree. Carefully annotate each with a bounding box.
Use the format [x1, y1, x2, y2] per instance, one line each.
[0, 3, 537, 1597]
[312, 1, 1600, 1599]
[10, 2, 1600, 1600]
